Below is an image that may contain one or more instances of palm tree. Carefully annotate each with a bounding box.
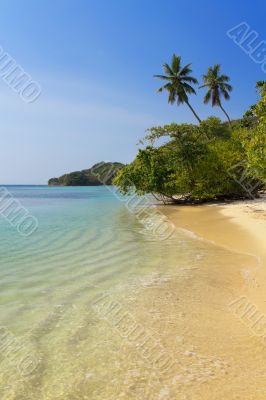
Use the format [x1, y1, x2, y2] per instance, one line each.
[199, 64, 232, 124]
[154, 54, 201, 123]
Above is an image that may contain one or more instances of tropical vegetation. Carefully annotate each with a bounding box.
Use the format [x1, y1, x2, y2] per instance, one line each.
[114, 55, 265, 203]
[199, 64, 232, 124]
[154, 54, 201, 123]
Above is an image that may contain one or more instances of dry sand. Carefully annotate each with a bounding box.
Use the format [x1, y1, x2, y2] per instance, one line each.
[158, 195, 266, 399]
[162, 195, 266, 263]
[219, 196, 266, 260]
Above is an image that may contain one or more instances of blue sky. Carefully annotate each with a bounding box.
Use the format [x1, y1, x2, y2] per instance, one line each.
[0, 0, 265, 184]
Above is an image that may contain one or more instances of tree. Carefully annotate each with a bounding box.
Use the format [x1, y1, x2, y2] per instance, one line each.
[154, 54, 202, 123]
[114, 119, 260, 202]
[200, 64, 232, 124]
[244, 83, 266, 184]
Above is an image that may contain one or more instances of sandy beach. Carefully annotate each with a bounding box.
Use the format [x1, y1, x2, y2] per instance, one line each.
[163, 195, 266, 296]
[158, 195, 266, 399]
[219, 196, 266, 260]
[162, 195, 266, 262]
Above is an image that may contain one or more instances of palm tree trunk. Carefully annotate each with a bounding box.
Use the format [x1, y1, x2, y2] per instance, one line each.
[185, 100, 202, 123]
[219, 102, 231, 125]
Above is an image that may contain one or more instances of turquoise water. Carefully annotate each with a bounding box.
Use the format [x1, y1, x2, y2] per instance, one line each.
[0, 186, 252, 399]
[0, 186, 180, 399]
[0, 186, 160, 331]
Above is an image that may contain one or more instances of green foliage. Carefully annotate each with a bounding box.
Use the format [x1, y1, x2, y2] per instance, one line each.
[48, 162, 125, 186]
[241, 106, 257, 128]
[119, 55, 264, 202]
[200, 117, 231, 139]
[114, 118, 262, 202]
[199, 64, 232, 123]
[154, 54, 201, 123]
[244, 84, 266, 183]
[140, 117, 231, 147]
[200, 64, 232, 105]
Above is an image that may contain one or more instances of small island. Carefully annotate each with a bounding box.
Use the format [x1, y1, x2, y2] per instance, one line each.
[48, 161, 125, 186]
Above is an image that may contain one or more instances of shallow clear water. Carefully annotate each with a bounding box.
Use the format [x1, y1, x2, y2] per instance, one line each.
[0, 186, 256, 399]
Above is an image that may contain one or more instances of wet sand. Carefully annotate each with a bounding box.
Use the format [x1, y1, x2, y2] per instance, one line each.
[158, 198, 266, 399]
[162, 198, 266, 298]
[162, 199, 266, 262]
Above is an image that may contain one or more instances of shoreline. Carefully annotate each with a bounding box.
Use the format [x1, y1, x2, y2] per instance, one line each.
[162, 196, 266, 304]
[157, 196, 266, 398]
[218, 197, 266, 259]
[161, 195, 266, 265]
[149, 196, 266, 398]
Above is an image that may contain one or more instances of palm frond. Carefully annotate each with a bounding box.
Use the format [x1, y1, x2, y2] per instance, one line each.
[179, 63, 192, 77]
[203, 90, 211, 104]
[181, 76, 198, 84]
[176, 91, 188, 105]
[157, 83, 173, 93]
[154, 74, 172, 81]
[167, 88, 177, 104]
[171, 54, 181, 74]
[212, 88, 220, 106]
[221, 83, 233, 92]
[182, 82, 196, 95]
[199, 83, 208, 89]
[218, 74, 230, 82]
[154, 54, 198, 112]
[162, 63, 173, 76]
[200, 64, 232, 109]
[212, 64, 221, 76]
[220, 87, 230, 100]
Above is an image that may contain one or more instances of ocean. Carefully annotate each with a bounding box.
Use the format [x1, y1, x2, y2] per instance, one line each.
[0, 186, 254, 399]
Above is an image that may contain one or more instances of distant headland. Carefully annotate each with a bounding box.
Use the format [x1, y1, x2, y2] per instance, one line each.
[48, 162, 125, 186]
